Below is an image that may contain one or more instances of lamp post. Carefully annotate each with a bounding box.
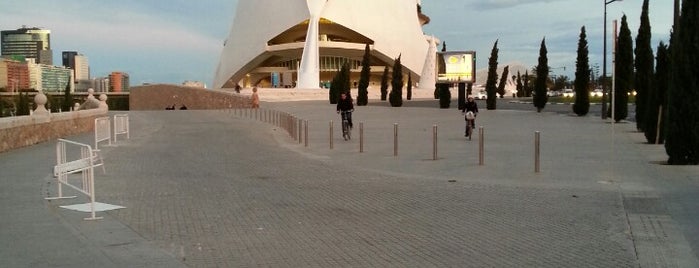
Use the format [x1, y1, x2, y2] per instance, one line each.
[602, 0, 622, 119]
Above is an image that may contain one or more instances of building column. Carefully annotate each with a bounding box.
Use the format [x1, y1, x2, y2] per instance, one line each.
[419, 35, 439, 89]
[297, 0, 327, 89]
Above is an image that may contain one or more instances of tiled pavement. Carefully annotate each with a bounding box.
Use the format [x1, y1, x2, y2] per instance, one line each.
[1, 100, 698, 267]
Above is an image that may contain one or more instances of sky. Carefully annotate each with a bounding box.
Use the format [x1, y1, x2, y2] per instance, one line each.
[0, 0, 674, 87]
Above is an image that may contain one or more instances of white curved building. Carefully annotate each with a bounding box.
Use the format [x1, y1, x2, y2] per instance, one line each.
[213, 0, 438, 90]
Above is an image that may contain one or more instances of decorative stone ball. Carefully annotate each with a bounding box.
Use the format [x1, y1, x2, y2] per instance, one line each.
[34, 93, 47, 106]
[87, 88, 95, 95]
[99, 94, 108, 101]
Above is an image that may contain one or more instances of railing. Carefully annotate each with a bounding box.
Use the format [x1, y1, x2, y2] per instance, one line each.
[46, 139, 103, 220]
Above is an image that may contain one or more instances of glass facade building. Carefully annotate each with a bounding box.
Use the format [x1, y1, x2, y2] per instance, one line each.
[1, 27, 53, 65]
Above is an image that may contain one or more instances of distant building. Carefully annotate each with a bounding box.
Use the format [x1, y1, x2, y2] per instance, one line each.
[62, 51, 90, 81]
[1, 27, 53, 65]
[109, 72, 130, 92]
[89, 77, 110, 93]
[182, 80, 206, 88]
[0, 58, 30, 92]
[37, 64, 72, 93]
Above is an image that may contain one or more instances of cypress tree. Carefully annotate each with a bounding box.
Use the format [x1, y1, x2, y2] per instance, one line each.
[357, 44, 371, 106]
[328, 64, 349, 104]
[0, 98, 4, 117]
[496, 65, 509, 100]
[61, 80, 72, 112]
[635, 0, 654, 130]
[329, 70, 341, 104]
[485, 40, 499, 110]
[389, 55, 404, 107]
[407, 73, 413, 100]
[645, 42, 669, 144]
[574, 26, 591, 116]
[438, 83, 451, 108]
[516, 71, 523, 97]
[612, 15, 633, 122]
[534, 38, 549, 112]
[380, 66, 389, 101]
[524, 70, 532, 97]
[665, 0, 699, 165]
[17, 92, 30, 116]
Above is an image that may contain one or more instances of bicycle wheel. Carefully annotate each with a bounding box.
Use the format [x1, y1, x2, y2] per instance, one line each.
[466, 124, 472, 140]
[342, 121, 350, 141]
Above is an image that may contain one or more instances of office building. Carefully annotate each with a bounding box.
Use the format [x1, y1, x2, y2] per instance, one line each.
[1, 27, 53, 65]
[109, 72, 130, 92]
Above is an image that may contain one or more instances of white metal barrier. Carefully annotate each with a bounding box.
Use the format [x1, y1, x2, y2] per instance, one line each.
[95, 117, 111, 149]
[46, 139, 103, 220]
[113, 114, 130, 142]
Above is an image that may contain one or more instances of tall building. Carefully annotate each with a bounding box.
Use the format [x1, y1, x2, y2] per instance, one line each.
[109, 71, 130, 92]
[62, 51, 90, 81]
[214, 0, 437, 89]
[1, 27, 52, 65]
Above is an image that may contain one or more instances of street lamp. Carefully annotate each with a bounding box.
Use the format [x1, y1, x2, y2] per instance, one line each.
[602, 0, 622, 119]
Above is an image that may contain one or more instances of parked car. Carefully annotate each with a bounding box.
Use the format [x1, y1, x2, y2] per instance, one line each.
[590, 88, 603, 97]
[562, 88, 575, 98]
[474, 90, 487, 100]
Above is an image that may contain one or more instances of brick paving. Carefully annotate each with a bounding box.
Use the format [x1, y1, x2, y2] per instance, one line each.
[2, 100, 698, 267]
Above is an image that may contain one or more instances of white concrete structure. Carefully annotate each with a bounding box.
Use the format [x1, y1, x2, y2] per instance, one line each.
[214, 0, 437, 90]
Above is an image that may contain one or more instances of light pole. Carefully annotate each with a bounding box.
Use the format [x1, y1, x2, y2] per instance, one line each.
[602, 0, 622, 119]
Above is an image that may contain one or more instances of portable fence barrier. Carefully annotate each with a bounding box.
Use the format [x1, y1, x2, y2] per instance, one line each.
[113, 114, 130, 142]
[94, 117, 111, 149]
[46, 139, 104, 220]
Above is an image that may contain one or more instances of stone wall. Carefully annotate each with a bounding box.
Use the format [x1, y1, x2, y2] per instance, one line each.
[129, 84, 252, 110]
[0, 109, 106, 153]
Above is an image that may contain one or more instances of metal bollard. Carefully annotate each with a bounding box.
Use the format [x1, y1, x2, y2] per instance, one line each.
[535, 131, 541, 172]
[304, 120, 309, 147]
[433, 124, 438, 160]
[298, 119, 302, 144]
[479, 126, 484, 166]
[359, 122, 364, 153]
[329, 121, 334, 149]
[393, 123, 398, 157]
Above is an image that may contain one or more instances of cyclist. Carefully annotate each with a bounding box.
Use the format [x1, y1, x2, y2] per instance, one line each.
[461, 96, 479, 136]
[336, 92, 354, 128]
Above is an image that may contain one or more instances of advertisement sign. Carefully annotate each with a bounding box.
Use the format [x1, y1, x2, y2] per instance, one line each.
[437, 51, 476, 83]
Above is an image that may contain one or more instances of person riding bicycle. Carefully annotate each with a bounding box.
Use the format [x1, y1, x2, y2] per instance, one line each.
[461, 96, 479, 136]
[336, 92, 354, 128]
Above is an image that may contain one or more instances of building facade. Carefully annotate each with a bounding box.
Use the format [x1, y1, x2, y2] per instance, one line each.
[62, 51, 90, 81]
[1, 27, 53, 65]
[38, 64, 72, 93]
[109, 72, 130, 92]
[0, 59, 31, 92]
[214, 0, 438, 90]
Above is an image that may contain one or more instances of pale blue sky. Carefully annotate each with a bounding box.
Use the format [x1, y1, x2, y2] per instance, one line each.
[0, 0, 673, 87]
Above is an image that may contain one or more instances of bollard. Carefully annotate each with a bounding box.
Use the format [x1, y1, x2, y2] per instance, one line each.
[535, 131, 542, 172]
[359, 122, 364, 153]
[479, 126, 484, 166]
[433, 124, 438, 160]
[393, 123, 398, 157]
[304, 120, 309, 147]
[298, 119, 302, 144]
[329, 121, 334, 149]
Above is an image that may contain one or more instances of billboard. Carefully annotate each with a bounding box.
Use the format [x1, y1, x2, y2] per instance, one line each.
[437, 51, 476, 83]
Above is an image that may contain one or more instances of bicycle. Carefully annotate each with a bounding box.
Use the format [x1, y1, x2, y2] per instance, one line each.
[340, 110, 352, 141]
[464, 111, 476, 140]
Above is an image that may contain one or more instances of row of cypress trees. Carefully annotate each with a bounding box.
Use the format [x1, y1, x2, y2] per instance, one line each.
[329, 44, 407, 107]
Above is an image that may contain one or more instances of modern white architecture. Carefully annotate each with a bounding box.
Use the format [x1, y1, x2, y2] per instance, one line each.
[214, 0, 438, 90]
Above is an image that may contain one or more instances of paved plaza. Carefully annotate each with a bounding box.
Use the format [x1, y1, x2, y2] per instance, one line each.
[1, 98, 698, 267]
